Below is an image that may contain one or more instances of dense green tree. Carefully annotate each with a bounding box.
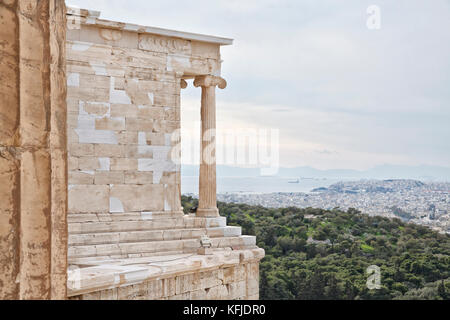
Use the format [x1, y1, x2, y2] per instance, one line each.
[183, 196, 450, 300]
[438, 280, 447, 299]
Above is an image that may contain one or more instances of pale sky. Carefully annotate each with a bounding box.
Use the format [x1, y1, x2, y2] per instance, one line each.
[67, 0, 450, 170]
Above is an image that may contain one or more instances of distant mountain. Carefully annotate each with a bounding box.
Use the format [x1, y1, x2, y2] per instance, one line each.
[364, 164, 450, 181]
[181, 164, 450, 181]
[182, 165, 260, 177]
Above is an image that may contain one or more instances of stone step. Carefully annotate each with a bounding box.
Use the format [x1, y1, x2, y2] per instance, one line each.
[69, 215, 227, 234]
[68, 226, 242, 246]
[69, 250, 189, 265]
[68, 235, 257, 259]
[68, 244, 261, 266]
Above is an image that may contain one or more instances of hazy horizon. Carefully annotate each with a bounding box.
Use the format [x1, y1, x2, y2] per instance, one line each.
[181, 163, 450, 182]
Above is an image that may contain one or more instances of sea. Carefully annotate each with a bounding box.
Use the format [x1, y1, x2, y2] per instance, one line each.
[181, 176, 347, 195]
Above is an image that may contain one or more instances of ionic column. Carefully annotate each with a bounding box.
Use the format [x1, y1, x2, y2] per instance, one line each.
[0, 0, 67, 300]
[194, 75, 227, 217]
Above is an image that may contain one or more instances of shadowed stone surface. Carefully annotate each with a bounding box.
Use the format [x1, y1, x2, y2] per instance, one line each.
[0, 0, 68, 300]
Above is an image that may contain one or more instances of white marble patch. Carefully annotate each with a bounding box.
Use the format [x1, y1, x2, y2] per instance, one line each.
[164, 185, 171, 211]
[89, 62, 108, 76]
[98, 158, 110, 171]
[223, 226, 242, 237]
[76, 114, 96, 130]
[137, 146, 154, 158]
[86, 17, 96, 25]
[75, 129, 118, 144]
[138, 157, 178, 184]
[110, 78, 131, 104]
[152, 146, 171, 160]
[113, 274, 121, 285]
[123, 268, 151, 283]
[138, 132, 147, 146]
[110, 197, 125, 213]
[165, 133, 172, 147]
[205, 217, 227, 228]
[241, 235, 257, 246]
[75, 102, 116, 144]
[71, 41, 92, 52]
[147, 93, 154, 105]
[137, 159, 154, 172]
[67, 73, 80, 87]
[141, 212, 153, 221]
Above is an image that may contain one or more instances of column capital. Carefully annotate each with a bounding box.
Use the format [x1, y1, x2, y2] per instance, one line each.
[180, 79, 188, 89]
[194, 75, 227, 90]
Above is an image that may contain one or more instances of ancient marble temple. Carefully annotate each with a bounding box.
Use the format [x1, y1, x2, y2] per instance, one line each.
[0, 1, 264, 300]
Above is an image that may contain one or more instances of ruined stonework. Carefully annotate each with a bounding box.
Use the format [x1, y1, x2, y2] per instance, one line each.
[65, 8, 264, 300]
[0, 0, 68, 300]
[69, 253, 263, 300]
[0, 4, 263, 300]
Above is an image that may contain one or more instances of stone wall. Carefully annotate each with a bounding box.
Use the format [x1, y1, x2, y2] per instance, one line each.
[66, 10, 222, 222]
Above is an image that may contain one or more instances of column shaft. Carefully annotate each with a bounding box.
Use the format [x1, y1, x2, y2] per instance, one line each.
[198, 86, 219, 216]
[194, 75, 226, 218]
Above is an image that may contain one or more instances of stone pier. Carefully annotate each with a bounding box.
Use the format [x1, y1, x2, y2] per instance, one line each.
[0, 0, 68, 300]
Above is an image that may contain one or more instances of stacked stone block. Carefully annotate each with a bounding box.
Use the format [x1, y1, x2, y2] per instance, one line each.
[66, 9, 228, 257]
[66, 11, 223, 219]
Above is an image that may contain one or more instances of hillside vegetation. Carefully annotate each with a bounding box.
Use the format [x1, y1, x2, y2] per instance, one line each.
[182, 196, 450, 300]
